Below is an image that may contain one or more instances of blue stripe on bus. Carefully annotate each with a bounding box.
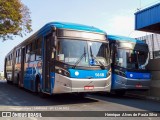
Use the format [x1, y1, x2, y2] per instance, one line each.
[111, 73, 116, 87]
[69, 69, 108, 79]
[126, 72, 151, 79]
[50, 72, 55, 94]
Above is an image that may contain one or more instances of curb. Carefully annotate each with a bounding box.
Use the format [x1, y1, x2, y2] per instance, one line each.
[146, 96, 160, 102]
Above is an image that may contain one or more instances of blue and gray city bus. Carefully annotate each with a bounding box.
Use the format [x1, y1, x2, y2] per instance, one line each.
[4, 22, 111, 97]
[107, 35, 151, 96]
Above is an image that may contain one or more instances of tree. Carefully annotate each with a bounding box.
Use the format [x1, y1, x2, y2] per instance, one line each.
[0, 0, 32, 41]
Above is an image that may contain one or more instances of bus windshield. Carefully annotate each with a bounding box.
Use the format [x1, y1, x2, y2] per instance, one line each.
[57, 39, 110, 67]
[116, 48, 149, 69]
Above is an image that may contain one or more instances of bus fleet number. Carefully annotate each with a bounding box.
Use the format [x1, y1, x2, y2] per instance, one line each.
[95, 73, 104, 77]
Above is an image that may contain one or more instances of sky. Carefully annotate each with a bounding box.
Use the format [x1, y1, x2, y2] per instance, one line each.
[0, 0, 159, 71]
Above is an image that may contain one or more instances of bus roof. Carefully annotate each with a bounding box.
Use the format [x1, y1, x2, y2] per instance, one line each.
[107, 35, 145, 44]
[39, 22, 106, 34]
[23, 22, 106, 46]
[5, 22, 106, 57]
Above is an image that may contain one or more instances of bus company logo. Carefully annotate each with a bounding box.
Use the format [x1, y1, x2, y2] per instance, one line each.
[2, 112, 11, 117]
[75, 71, 79, 76]
[130, 74, 133, 77]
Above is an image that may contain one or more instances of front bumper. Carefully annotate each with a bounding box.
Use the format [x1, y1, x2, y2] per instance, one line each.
[112, 74, 150, 90]
[53, 73, 111, 94]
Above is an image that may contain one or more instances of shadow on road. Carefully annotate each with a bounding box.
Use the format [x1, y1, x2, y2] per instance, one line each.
[1, 80, 160, 111]
[0, 81, 98, 106]
[90, 93, 160, 111]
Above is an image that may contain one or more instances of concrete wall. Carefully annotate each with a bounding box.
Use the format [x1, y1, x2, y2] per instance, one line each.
[147, 59, 160, 71]
[128, 59, 160, 99]
[146, 59, 160, 97]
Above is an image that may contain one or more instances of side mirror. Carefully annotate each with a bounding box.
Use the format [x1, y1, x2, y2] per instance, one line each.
[51, 32, 57, 49]
[114, 44, 118, 53]
[54, 38, 57, 48]
[110, 58, 112, 64]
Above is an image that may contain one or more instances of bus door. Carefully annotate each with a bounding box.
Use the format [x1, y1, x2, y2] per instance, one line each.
[44, 35, 53, 93]
[20, 47, 25, 87]
[4, 58, 7, 79]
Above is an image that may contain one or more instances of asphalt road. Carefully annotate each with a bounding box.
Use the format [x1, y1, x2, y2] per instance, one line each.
[0, 80, 160, 120]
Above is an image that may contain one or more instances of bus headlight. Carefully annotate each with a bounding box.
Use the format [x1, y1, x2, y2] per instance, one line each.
[58, 69, 62, 74]
[55, 67, 70, 77]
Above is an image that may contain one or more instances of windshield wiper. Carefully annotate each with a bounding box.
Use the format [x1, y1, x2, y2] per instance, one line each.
[90, 46, 105, 69]
[72, 47, 86, 69]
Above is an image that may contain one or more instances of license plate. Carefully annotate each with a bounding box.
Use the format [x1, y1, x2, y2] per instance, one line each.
[136, 84, 142, 88]
[84, 86, 94, 90]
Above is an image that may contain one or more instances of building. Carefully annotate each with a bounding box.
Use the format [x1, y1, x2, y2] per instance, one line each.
[137, 34, 160, 59]
[135, 2, 160, 98]
[135, 2, 160, 33]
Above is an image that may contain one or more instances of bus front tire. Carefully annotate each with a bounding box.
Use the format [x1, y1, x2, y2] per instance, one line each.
[36, 80, 48, 98]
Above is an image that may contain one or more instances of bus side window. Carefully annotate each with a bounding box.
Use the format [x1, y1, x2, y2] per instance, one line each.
[51, 38, 55, 59]
[30, 41, 36, 62]
[16, 50, 18, 64]
[25, 45, 30, 62]
[35, 38, 42, 61]
[19, 49, 21, 63]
